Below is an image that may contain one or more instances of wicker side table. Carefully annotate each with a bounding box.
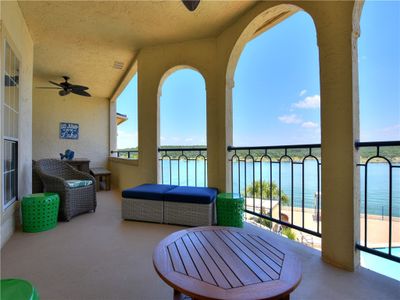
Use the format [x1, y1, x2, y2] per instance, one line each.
[21, 193, 60, 233]
[216, 193, 244, 228]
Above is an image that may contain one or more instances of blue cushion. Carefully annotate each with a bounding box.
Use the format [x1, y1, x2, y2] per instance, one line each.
[164, 186, 218, 204]
[65, 180, 93, 188]
[122, 184, 178, 201]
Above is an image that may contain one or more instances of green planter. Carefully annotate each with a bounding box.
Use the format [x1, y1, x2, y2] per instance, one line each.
[21, 193, 60, 233]
[216, 193, 244, 228]
[0, 278, 40, 300]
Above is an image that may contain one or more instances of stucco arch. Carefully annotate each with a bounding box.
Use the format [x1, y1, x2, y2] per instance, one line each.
[157, 65, 207, 99]
[226, 4, 311, 86]
[222, 3, 320, 192]
[352, 1, 364, 40]
[156, 65, 208, 182]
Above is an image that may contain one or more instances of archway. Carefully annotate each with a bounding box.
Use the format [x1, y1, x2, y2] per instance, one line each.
[158, 67, 207, 186]
[226, 5, 322, 242]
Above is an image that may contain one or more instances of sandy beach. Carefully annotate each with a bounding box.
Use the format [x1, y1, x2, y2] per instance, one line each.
[244, 198, 400, 250]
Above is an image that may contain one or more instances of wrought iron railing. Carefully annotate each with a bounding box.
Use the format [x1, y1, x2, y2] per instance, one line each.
[158, 147, 207, 187]
[228, 144, 322, 237]
[110, 150, 138, 159]
[355, 140, 400, 263]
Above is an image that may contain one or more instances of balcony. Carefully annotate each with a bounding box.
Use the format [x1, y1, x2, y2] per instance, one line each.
[1, 190, 399, 299]
[1, 1, 399, 299]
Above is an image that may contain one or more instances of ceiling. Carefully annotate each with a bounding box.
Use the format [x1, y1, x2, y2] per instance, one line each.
[18, 1, 257, 98]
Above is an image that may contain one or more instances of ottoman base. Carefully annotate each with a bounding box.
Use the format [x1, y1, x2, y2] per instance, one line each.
[164, 201, 214, 227]
[122, 198, 163, 223]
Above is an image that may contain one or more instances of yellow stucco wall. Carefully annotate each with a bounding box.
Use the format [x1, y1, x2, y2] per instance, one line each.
[0, 0, 34, 248]
[32, 77, 110, 167]
[109, 1, 361, 271]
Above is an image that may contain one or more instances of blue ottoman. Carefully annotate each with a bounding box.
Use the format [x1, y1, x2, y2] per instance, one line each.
[122, 184, 177, 223]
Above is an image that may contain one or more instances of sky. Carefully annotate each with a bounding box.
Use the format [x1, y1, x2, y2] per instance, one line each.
[116, 75, 138, 149]
[117, 1, 399, 149]
[159, 70, 207, 146]
[358, 1, 400, 141]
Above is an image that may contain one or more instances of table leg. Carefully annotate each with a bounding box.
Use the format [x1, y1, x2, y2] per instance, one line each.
[106, 174, 111, 190]
[173, 289, 183, 300]
[96, 175, 100, 191]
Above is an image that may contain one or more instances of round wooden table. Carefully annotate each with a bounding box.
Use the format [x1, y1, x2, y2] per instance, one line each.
[153, 226, 302, 300]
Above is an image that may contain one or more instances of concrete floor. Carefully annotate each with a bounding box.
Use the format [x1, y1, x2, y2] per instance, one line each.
[1, 190, 399, 300]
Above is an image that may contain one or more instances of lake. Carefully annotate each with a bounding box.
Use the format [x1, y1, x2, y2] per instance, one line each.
[159, 160, 400, 217]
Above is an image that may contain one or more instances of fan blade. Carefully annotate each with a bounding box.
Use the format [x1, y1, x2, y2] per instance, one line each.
[70, 84, 89, 90]
[71, 89, 91, 97]
[59, 90, 70, 96]
[49, 80, 63, 87]
[36, 87, 62, 89]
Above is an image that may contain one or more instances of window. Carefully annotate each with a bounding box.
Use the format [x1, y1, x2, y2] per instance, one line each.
[115, 74, 138, 159]
[2, 41, 19, 209]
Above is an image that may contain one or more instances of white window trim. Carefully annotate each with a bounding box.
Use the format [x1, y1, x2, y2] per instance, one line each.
[1, 37, 20, 211]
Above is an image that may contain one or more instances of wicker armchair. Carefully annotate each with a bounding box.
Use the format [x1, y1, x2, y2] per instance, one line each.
[32, 160, 44, 193]
[35, 159, 97, 221]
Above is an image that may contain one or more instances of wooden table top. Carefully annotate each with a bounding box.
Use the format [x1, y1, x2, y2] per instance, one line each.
[153, 226, 302, 300]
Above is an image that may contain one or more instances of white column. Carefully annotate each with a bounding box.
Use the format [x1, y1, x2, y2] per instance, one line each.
[318, 20, 360, 271]
[109, 100, 117, 154]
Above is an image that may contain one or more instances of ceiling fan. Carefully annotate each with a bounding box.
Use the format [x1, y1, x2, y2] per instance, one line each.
[37, 76, 91, 97]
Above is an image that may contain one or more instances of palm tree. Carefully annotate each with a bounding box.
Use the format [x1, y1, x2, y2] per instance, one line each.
[245, 181, 289, 206]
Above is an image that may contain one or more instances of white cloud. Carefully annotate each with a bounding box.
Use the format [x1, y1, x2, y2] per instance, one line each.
[301, 121, 319, 128]
[361, 124, 400, 141]
[299, 89, 307, 97]
[382, 124, 400, 134]
[293, 94, 320, 109]
[278, 114, 302, 124]
[160, 135, 206, 146]
[117, 129, 138, 149]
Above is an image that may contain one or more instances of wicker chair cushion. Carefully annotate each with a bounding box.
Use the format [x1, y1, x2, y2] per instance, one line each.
[164, 186, 218, 204]
[65, 180, 93, 188]
[122, 184, 178, 201]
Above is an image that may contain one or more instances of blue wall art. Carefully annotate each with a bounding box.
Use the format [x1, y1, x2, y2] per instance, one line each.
[60, 122, 79, 140]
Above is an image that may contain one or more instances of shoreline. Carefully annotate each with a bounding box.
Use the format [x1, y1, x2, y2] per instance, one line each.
[244, 198, 400, 220]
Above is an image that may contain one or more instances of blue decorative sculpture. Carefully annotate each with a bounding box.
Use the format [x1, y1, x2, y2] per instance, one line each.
[60, 149, 75, 160]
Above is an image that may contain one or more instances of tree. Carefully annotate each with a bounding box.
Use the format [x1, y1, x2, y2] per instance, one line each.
[245, 181, 289, 205]
[282, 227, 296, 240]
[254, 207, 272, 229]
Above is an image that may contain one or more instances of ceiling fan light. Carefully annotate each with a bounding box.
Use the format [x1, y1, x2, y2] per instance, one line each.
[59, 89, 69, 96]
[182, 0, 200, 12]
